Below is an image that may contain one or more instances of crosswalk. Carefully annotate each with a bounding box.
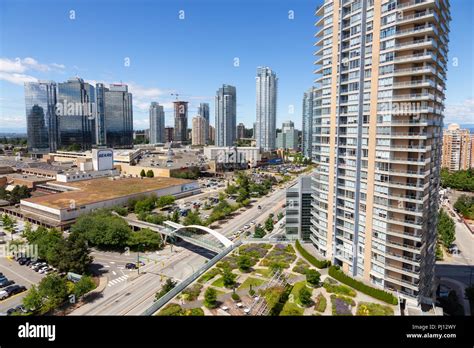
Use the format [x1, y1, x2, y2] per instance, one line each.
[107, 275, 129, 287]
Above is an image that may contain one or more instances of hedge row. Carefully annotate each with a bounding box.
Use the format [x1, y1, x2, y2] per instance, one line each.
[328, 266, 398, 305]
[295, 240, 331, 269]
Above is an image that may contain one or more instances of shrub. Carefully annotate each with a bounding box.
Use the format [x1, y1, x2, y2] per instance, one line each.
[198, 268, 221, 283]
[323, 281, 356, 297]
[328, 266, 398, 305]
[204, 287, 218, 308]
[158, 303, 183, 316]
[356, 302, 394, 316]
[299, 286, 312, 307]
[314, 294, 327, 313]
[295, 240, 330, 269]
[231, 293, 240, 301]
[330, 294, 354, 316]
[182, 284, 202, 302]
[185, 308, 205, 316]
[305, 269, 321, 286]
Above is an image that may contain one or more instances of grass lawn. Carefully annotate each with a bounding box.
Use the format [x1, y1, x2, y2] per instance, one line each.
[279, 281, 309, 316]
[323, 281, 357, 297]
[211, 277, 225, 288]
[238, 277, 265, 290]
[198, 268, 221, 284]
[356, 302, 394, 316]
[253, 267, 273, 278]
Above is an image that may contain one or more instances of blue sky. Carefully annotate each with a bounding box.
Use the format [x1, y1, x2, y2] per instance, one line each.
[0, 0, 473, 133]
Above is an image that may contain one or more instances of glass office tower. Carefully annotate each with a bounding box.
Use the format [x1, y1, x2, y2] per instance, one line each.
[24, 81, 58, 154]
[57, 77, 95, 150]
[104, 84, 133, 148]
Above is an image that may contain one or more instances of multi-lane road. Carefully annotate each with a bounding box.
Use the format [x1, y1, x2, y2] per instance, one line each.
[70, 176, 298, 315]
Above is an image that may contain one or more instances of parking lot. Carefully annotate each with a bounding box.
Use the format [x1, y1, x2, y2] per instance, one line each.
[0, 254, 45, 314]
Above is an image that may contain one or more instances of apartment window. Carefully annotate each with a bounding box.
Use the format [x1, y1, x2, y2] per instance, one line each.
[378, 90, 392, 99]
[380, 52, 394, 63]
[381, 0, 396, 13]
[374, 185, 388, 195]
[351, 24, 361, 35]
[366, 21, 373, 31]
[379, 65, 394, 75]
[349, 59, 360, 69]
[349, 50, 360, 58]
[381, 39, 395, 51]
[367, 9, 374, 19]
[364, 69, 371, 78]
[381, 13, 396, 26]
[350, 37, 360, 47]
[366, 33, 373, 43]
[376, 150, 390, 159]
[380, 26, 396, 39]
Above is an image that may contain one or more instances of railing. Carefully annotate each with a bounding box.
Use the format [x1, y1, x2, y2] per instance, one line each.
[397, 9, 435, 22]
[141, 242, 240, 316]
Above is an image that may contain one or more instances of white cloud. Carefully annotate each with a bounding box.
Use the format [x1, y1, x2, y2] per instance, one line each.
[0, 72, 37, 85]
[0, 115, 26, 128]
[444, 98, 474, 124]
[0, 57, 66, 85]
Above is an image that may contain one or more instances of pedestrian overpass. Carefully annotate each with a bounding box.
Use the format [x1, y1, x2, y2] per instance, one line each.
[121, 216, 233, 253]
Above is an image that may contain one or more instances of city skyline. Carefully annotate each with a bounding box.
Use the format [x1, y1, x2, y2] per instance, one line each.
[0, 0, 472, 133]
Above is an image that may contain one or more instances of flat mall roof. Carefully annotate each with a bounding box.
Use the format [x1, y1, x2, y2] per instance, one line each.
[22, 176, 191, 209]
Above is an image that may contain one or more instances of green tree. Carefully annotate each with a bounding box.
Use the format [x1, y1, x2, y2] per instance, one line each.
[146, 170, 154, 178]
[305, 269, 321, 286]
[73, 275, 95, 299]
[299, 286, 312, 307]
[265, 216, 274, 232]
[128, 228, 162, 250]
[170, 210, 180, 223]
[437, 210, 456, 248]
[156, 195, 175, 208]
[37, 274, 69, 313]
[222, 268, 237, 288]
[237, 255, 253, 272]
[277, 212, 284, 221]
[22, 285, 43, 312]
[9, 185, 31, 204]
[134, 196, 156, 214]
[140, 169, 146, 177]
[204, 287, 218, 308]
[254, 226, 266, 238]
[155, 278, 177, 301]
[183, 209, 203, 226]
[71, 210, 132, 250]
[454, 195, 474, 220]
[57, 231, 93, 274]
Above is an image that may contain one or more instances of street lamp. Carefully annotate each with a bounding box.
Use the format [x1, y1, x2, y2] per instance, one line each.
[137, 243, 145, 275]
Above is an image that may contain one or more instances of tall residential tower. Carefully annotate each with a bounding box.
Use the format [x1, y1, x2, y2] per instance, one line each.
[255, 67, 278, 151]
[149, 102, 165, 144]
[310, 0, 450, 304]
[215, 84, 237, 147]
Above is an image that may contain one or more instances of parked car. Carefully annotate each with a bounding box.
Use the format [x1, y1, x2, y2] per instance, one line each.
[7, 305, 28, 316]
[4, 285, 27, 296]
[0, 290, 8, 300]
[18, 257, 30, 265]
[125, 263, 137, 270]
[38, 266, 49, 274]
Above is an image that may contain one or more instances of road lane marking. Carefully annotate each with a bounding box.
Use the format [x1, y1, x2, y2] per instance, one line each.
[112, 271, 116, 276]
